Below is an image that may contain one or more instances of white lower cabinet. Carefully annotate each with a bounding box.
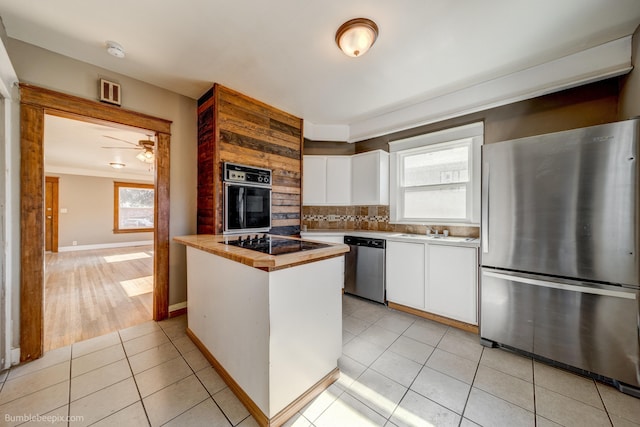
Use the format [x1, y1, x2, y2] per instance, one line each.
[386, 240, 479, 325]
[386, 241, 425, 310]
[426, 244, 478, 325]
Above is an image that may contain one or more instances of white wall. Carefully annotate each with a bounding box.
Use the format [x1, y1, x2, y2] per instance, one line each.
[0, 19, 19, 368]
[5, 38, 197, 350]
[52, 174, 154, 248]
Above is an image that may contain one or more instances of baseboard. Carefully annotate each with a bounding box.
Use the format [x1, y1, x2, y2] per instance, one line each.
[186, 327, 338, 427]
[58, 240, 153, 252]
[186, 328, 269, 426]
[388, 302, 479, 334]
[11, 348, 20, 366]
[169, 302, 187, 318]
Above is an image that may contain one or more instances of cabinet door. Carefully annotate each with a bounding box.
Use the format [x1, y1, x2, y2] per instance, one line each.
[303, 156, 327, 205]
[386, 241, 425, 309]
[351, 150, 389, 205]
[326, 156, 351, 205]
[426, 245, 478, 324]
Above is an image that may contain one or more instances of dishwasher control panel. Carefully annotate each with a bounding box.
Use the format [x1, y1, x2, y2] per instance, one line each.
[344, 236, 386, 248]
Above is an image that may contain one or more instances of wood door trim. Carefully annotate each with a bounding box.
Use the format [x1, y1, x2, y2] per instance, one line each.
[20, 84, 171, 134]
[45, 176, 59, 252]
[19, 83, 172, 362]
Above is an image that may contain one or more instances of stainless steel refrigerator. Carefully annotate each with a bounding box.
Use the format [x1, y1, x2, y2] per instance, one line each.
[480, 118, 640, 396]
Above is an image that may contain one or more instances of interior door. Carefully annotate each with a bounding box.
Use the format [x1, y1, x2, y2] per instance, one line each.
[45, 176, 59, 252]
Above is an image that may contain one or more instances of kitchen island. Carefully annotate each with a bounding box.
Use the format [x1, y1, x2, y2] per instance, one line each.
[174, 234, 349, 427]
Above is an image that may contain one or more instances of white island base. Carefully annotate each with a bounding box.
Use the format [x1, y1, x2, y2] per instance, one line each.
[184, 246, 343, 426]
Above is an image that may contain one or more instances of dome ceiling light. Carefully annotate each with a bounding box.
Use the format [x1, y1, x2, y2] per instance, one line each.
[335, 18, 379, 58]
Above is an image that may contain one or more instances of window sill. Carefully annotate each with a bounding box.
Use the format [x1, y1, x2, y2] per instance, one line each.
[114, 228, 154, 234]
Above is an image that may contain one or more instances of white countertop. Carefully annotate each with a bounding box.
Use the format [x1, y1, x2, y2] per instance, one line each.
[301, 230, 480, 247]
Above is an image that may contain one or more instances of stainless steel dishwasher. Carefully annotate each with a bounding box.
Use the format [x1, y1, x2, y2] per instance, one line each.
[344, 236, 386, 304]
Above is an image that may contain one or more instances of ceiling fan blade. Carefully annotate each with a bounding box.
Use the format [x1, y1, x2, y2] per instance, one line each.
[102, 135, 139, 146]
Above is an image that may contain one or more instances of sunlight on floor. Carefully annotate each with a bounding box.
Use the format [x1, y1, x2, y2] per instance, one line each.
[103, 252, 151, 263]
[331, 371, 437, 426]
[120, 275, 153, 297]
[103, 252, 151, 262]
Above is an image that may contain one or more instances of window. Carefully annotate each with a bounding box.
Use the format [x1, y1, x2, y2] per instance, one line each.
[114, 182, 154, 233]
[389, 122, 483, 224]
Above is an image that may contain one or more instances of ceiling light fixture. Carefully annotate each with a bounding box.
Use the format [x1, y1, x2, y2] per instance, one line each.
[335, 18, 379, 57]
[109, 162, 126, 169]
[136, 148, 154, 163]
[106, 41, 125, 58]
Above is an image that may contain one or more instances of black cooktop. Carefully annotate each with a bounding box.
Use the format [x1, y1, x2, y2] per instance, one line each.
[224, 234, 330, 256]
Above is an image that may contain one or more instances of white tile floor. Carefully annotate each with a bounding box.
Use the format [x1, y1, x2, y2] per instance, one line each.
[1, 295, 639, 427]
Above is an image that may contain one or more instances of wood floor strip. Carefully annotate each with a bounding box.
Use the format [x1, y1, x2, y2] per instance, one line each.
[43, 245, 154, 352]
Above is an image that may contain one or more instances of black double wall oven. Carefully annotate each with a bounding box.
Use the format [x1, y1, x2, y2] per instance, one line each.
[223, 162, 272, 234]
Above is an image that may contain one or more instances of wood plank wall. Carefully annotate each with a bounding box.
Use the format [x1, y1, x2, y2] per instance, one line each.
[197, 84, 303, 235]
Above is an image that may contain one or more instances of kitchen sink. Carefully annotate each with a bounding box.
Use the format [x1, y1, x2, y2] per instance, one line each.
[429, 236, 477, 242]
[390, 233, 477, 243]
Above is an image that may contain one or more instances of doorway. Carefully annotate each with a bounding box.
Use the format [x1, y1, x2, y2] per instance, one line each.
[44, 176, 58, 253]
[43, 115, 158, 351]
[19, 84, 172, 362]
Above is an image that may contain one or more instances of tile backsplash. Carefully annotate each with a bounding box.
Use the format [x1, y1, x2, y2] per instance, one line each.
[302, 205, 480, 238]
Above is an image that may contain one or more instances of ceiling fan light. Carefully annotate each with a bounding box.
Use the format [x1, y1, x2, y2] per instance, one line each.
[336, 18, 378, 57]
[136, 151, 154, 163]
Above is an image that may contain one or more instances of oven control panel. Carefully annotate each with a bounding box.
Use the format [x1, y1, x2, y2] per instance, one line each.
[223, 162, 272, 186]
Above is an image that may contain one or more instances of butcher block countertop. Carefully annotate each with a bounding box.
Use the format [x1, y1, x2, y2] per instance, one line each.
[173, 234, 350, 271]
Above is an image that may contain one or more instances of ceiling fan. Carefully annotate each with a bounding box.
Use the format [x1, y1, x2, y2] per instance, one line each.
[102, 135, 155, 163]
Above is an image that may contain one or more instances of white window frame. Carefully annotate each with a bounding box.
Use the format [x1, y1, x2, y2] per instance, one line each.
[389, 122, 483, 225]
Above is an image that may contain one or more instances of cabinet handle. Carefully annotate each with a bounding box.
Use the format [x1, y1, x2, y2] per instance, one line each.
[483, 270, 636, 300]
[481, 160, 489, 254]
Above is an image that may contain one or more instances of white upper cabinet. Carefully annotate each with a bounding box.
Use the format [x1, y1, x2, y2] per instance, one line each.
[351, 150, 389, 206]
[302, 156, 328, 205]
[326, 156, 351, 205]
[303, 150, 389, 206]
[303, 155, 351, 205]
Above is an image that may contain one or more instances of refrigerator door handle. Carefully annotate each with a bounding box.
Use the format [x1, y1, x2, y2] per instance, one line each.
[483, 271, 637, 300]
[481, 160, 489, 254]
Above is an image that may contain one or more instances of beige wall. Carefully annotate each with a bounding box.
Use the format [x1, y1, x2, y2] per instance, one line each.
[620, 25, 640, 119]
[53, 174, 154, 248]
[7, 39, 197, 313]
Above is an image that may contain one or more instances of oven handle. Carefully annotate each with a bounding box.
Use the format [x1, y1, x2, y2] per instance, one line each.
[238, 187, 245, 229]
